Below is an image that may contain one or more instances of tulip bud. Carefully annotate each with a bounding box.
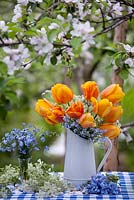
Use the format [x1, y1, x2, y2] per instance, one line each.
[66, 101, 84, 119]
[51, 83, 73, 104]
[79, 113, 96, 128]
[101, 84, 125, 104]
[99, 123, 121, 139]
[81, 81, 99, 101]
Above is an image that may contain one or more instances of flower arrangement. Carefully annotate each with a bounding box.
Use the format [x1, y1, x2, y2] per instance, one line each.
[0, 123, 40, 159]
[35, 81, 125, 141]
[0, 123, 45, 181]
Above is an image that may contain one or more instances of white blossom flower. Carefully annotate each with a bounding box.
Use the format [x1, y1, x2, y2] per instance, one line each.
[17, 0, 28, 5]
[123, 44, 134, 54]
[64, 0, 79, 3]
[125, 58, 134, 67]
[30, 28, 53, 55]
[112, 3, 123, 16]
[48, 23, 60, 30]
[12, 4, 22, 22]
[0, 21, 8, 32]
[71, 21, 94, 37]
[3, 44, 30, 75]
[17, 0, 42, 5]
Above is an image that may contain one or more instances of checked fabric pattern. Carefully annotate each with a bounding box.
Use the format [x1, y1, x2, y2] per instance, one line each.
[4, 172, 134, 200]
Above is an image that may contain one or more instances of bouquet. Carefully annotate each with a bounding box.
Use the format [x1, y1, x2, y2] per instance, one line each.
[35, 81, 125, 142]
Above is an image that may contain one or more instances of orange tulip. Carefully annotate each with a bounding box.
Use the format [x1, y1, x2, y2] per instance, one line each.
[51, 83, 73, 104]
[101, 84, 125, 104]
[79, 113, 96, 128]
[66, 101, 84, 119]
[99, 123, 121, 139]
[81, 81, 99, 101]
[35, 99, 53, 118]
[104, 106, 123, 123]
[92, 98, 112, 118]
[45, 106, 65, 124]
[35, 99, 65, 125]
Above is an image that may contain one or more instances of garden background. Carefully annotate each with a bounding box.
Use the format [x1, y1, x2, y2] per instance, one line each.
[0, 0, 134, 172]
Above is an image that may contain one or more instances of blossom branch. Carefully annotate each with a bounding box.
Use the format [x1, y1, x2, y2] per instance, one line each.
[94, 12, 134, 37]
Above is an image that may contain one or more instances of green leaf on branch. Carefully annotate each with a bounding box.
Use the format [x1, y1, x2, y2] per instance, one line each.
[50, 56, 57, 65]
[102, 46, 116, 53]
[24, 30, 37, 36]
[119, 69, 129, 80]
[114, 53, 123, 66]
[47, 29, 60, 42]
[70, 37, 82, 56]
[0, 61, 8, 75]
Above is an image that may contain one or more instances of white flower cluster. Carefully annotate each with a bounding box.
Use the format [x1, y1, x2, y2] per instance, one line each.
[3, 44, 30, 75]
[71, 20, 94, 37]
[12, 4, 22, 22]
[30, 28, 53, 55]
[0, 21, 8, 33]
[17, 0, 42, 5]
[64, 0, 79, 3]
[123, 44, 134, 67]
[112, 2, 123, 16]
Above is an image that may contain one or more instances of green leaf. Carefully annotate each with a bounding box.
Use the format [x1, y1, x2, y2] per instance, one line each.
[0, 77, 6, 91]
[0, 61, 8, 75]
[24, 30, 37, 36]
[50, 56, 57, 65]
[119, 69, 129, 79]
[70, 37, 82, 56]
[114, 53, 122, 66]
[5, 91, 18, 104]
[6, 77, 24, 86]
[70, 37, 82, 49]
[47, 29, 59, 42]
[102, 46, 116, 52]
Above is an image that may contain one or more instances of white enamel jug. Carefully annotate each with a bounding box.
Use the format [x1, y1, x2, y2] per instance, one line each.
[64, 129, 112, 185]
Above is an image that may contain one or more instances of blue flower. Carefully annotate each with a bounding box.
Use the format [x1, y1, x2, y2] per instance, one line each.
[81, 174, 120, 195]
[0, 123, 45, 159]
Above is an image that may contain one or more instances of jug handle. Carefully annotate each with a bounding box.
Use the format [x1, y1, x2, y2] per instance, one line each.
[97, 137, 112, 173]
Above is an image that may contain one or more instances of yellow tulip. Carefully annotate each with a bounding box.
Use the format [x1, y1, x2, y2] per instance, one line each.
[99, 123, 121, 139]
[81, 81, 99, 101]
[66, 101, 84, 119]
[92, 98, 112, 118]
[101, 84, 125, 104]
[79, 113, 96, 128]
[104, 106, 123, 123]
[51, 83, 73, 104]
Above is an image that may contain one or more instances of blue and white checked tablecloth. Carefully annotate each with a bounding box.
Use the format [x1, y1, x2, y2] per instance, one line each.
[3, 172, 134, 200]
